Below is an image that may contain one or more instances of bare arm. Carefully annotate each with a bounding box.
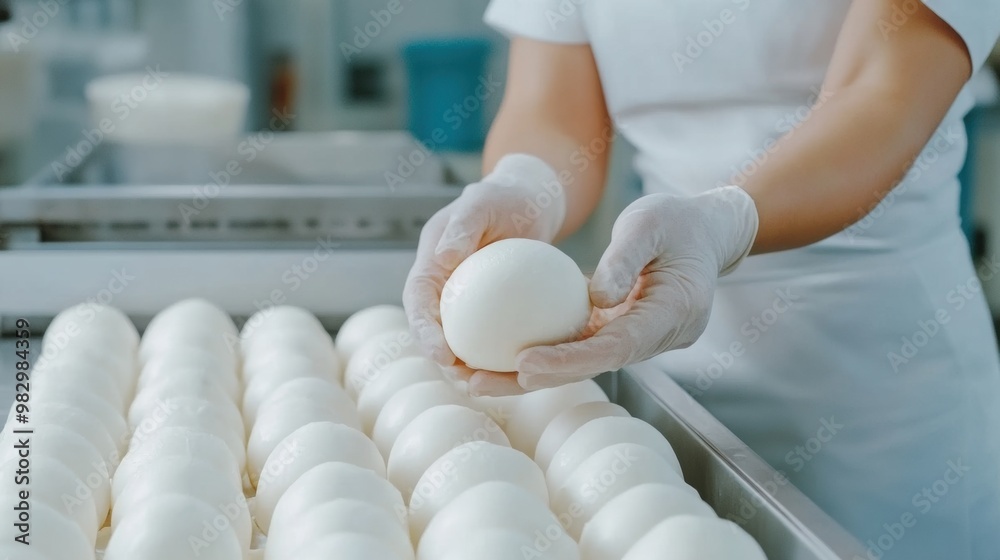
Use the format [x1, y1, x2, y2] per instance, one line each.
[742, 0, 972, 253]
[483, 37, 613, 239]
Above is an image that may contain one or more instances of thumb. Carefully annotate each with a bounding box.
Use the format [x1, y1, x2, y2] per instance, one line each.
[433, 209, 487, 270]
[589, 221, 656, 309]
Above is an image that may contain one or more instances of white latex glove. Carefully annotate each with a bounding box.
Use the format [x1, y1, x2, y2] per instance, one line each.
[513, 186, 759, 391]
[403, 153, 567, 391]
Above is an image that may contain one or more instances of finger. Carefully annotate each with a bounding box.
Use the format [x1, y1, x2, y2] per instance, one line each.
[403, 211, 458, 365]
[403, 271, 455, 366]
[433, 202, 489, 270]
[517, 276, 679, 377]
[589, 211, 660, 309]
[442, 363, 476, 384]
[468, 370, 526, 397]
[517, 370, 595, 392]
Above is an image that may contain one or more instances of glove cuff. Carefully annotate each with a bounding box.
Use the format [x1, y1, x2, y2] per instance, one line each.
[483, 153, 567, 241]
[707, 185, 759, 276]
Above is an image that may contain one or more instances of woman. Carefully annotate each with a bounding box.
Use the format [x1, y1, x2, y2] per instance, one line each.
[403, 1, 1000, 557]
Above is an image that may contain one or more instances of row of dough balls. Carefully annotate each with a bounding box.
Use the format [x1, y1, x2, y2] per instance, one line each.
[0, 304, 138, 560]
[338, 305, 768, 560]
[245, 306, 412, 559]
[105, 300, 252, 560]
[333, 306, 582, 559]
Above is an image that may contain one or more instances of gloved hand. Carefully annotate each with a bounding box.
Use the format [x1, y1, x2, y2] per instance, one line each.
[512, 186, 759, 391]
[403, 153, 567, 388]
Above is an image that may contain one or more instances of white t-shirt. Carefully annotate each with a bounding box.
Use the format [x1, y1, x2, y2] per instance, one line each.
[485, 0, 1000, 262]
[484, 3, 1000, 559]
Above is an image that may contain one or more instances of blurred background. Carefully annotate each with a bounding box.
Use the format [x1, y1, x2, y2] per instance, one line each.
[0, 0, 999, 323]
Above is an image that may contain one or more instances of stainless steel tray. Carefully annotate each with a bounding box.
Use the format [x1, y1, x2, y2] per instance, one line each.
[606, 362, 866, 559]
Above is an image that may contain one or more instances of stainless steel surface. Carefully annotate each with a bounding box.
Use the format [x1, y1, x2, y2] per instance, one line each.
[610, 362, 867, 560]
[0, 132, 461, 320]
[0, 184, 457, 246]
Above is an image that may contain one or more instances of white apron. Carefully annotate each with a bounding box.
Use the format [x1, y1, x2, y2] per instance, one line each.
[486, 1, 1000, 558]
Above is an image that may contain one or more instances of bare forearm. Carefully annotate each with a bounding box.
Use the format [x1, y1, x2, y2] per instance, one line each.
[481, 38, 612, 240]
[740, 0, 971, 254]
[742, 84, 941, 252]
[483, 106, 611, 239]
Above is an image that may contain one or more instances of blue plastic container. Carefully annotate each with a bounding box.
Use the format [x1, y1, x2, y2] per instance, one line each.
[402, 38, 492, 152]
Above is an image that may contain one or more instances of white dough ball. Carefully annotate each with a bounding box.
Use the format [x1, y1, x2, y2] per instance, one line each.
[357, 356, 444, 434]
[0, 456, 98, 538]
[440, 527, 579, 560]
[418, 481, 574, 560]
[36, 340, 135, 395]
[131, 396, 243, 446]
[31, 385, 128, 444]
[265, 499, 413, 560]
[139, 349, 240, 400]
[114, 428, 241, 501]
[247, 396, 361, 485]
[579, 484, 716, 560]
[551, 443, 696, 538]
[269, 462, 405, 539]
[388, 405, 509, 502]
[243, 367, 347, 428]
[372, 381, 467, 458]
[494, 380, 608, 455]
[344, 329, 422, 398]
[547, 416, 682, 489]
[0, 501, 95, 560]
[440, 239, 591, 372]
[297, 532, 407, 560]
[241, 332, 341, 385]
[621, 515, 766, 560]
[129, 398, 246, 473]
[140, 299, 239, 367]
[255, 421, 385, 533]
[535, 401, 630, 471]
[1, 425, 111, 523]
[409, 442, 547, 541]
[145, 298, 238, 339]
[112, 456, 250, 550]
[129, 371, 238, 431]
[45, 303, 139, 352]
[335, 305, 410, 360]
[32, 359, 126, 410]
[104, 494, 244, 560]
[239, 305, 326, 347]
[29, 402, 120, 469]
